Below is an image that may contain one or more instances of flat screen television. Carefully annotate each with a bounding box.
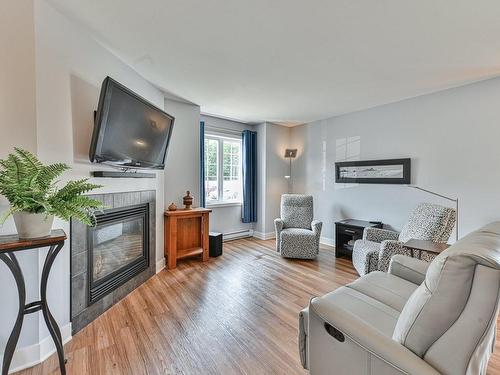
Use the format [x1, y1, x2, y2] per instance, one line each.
[89, 77, 175, 169]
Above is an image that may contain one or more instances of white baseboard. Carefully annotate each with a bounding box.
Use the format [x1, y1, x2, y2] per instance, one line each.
[320, 236, 334, 247]
[253, 231, 276, 240]
[223, 229, 254, 241]
[8, 323, 72, 374]
[156, 257, 166, 273]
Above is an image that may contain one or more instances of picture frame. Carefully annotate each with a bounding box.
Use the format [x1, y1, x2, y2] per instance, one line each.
[335, 158, 411, 184]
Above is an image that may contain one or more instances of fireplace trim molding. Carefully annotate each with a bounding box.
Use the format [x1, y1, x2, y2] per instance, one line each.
[70, 190, 156, 334]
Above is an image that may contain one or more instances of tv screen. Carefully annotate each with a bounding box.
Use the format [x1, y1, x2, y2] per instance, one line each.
[89, 77, 174, 169]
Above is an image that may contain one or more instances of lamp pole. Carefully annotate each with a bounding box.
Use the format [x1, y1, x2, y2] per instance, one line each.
[408, 185, 459, 241]
[284, 149, 297, 193]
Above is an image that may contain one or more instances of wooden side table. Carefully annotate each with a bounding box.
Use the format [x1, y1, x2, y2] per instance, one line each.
[164, 208, 212, 269]
[334, 219, 383, 258]
[0, 230, 67, 375]
[404, 239, 450, 259]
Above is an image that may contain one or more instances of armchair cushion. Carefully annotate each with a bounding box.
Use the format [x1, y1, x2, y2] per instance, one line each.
[280, 228, 318, 259]
[389, 255, 430, 285]
[398, 203, 456, 243]
[347, 271, 419, 312]
[280, 194, 314, 229]
[363, 227, 399, 243]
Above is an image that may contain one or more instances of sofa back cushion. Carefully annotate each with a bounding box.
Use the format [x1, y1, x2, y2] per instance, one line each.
[281, 194, 313, 229]
[393, 222, 500, 360]
[398, 202, 456, 243]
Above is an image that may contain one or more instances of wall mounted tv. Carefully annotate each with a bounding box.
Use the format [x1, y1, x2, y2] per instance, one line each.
[89, 77, 175, 170]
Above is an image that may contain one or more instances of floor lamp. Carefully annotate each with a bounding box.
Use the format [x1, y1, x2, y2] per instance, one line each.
[408, 185, 459, 241]
[284, 149, 297, 193]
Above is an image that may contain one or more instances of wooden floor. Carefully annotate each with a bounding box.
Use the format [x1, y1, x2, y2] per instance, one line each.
[15, 238, 500, 375]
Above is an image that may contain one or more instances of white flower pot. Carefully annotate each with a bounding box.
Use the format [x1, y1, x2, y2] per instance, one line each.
[12, 212, 54, 239]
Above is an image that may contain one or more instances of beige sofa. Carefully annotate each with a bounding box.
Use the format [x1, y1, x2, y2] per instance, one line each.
[299, 222, 500, 375]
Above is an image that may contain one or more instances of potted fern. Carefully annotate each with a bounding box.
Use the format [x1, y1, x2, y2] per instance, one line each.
[0, 148, 104, 239]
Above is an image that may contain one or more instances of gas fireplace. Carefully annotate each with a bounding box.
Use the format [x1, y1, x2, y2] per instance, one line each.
[88, 204, 149, 304]
[71, 190, 156, 334]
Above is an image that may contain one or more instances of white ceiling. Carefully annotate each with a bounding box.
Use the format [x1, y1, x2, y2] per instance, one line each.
[47, 0, 500, 124]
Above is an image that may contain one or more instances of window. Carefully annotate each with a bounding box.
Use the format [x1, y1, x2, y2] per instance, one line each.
[204, 134, 242, 205]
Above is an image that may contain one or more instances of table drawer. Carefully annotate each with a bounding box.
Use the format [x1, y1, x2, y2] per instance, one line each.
[336, 225, 363, 237]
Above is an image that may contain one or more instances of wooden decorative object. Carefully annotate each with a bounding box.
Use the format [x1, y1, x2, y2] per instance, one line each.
[164, 208, 211, 269]
[182, 191, 193, 209]
[168, 202, 177, 211]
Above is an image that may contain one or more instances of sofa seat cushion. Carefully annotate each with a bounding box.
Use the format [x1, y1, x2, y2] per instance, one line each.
[347, 271, 419, 312]
[311, 286, 400, 337]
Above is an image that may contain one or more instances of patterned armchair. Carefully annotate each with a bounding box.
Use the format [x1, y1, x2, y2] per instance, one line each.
[352, 203, 456, 276]
[275, 194, 322, 259]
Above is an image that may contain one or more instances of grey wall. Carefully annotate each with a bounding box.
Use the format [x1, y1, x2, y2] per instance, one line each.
[291, 76, 500, 244]
[255, 123, 291, 236]
[0, 0, 40, 353]
[164, 98, 201, 213]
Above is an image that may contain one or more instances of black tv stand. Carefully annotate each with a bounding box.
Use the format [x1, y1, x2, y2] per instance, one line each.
[91, 171, 156, 178]
[334, 219, 383, 258]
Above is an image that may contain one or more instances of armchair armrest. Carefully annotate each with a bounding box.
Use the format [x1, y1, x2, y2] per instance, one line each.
[274, 218, 284, 252]
[363, 227, 399, 242]
[309, 296, 440, 375]
[389, 255, 429, 285]
[311, 220, 322, 237]
[274, 218, 284, 232]
[378, 240, 410, 272]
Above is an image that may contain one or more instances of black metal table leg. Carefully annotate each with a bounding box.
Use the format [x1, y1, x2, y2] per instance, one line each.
[1, 241, 66, 375]
[40, 243, 66, 375]
[0, 253, 26, 375]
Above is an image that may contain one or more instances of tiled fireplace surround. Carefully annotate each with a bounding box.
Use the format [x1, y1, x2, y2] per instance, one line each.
[70, 190, 156, 334]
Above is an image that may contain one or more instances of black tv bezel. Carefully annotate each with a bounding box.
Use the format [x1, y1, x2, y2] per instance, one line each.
[89, 76, 175, 170]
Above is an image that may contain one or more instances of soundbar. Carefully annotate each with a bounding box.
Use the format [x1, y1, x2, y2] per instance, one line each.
[91, 171, 156, 178]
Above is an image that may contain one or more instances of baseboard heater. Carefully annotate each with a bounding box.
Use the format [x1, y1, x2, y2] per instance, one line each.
[223, 230, 254, 241]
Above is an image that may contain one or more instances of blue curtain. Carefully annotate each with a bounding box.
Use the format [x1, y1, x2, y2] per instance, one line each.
[242, 130, 257, 223]
[200, 121, 206, 208]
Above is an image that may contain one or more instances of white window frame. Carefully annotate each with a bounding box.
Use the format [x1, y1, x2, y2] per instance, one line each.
[205, 133, 243, 207]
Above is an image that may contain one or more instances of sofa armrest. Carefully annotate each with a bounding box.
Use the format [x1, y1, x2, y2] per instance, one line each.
[309, 297, 440, 375]
[363, 227, 399, 242]
[298, 307, 309, 369]
[389, 255, 429, 285]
